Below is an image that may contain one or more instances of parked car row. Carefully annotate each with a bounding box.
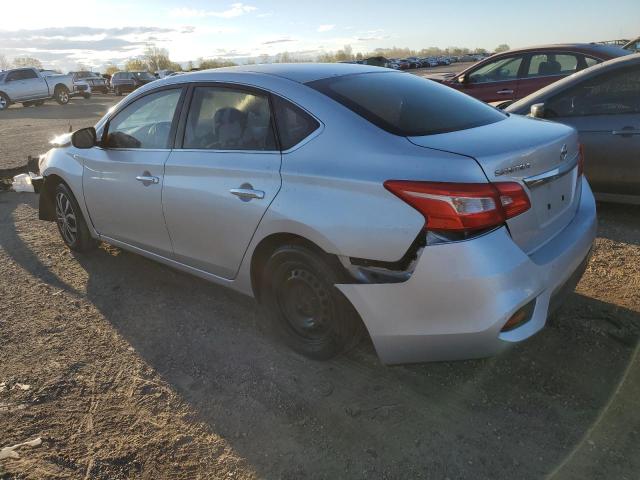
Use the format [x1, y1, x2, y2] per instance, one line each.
[0, 67, 76, 110]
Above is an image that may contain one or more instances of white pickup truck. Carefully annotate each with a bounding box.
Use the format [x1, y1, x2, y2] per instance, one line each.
[0, 67, 75, 110]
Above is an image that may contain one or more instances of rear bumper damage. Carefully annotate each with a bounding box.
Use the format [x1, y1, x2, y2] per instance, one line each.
[337, 177, 597, 365]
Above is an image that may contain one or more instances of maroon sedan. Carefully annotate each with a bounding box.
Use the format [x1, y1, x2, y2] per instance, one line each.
[434, 44, 630, 103]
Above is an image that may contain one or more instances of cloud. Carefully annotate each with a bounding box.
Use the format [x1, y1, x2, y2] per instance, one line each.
[170, 3, 257, 19]
[262, 37, 296, 45]
[317, 24, 335, 33]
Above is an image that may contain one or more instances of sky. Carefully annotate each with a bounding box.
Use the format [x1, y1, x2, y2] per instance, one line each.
[1, 0, 639, 72]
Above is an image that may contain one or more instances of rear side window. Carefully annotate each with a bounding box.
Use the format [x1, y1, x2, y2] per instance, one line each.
[272, 95, 320, 150]
[308, 72, 505, 136]
[183, 86, 277, 151]
[527, 53, 580, 77]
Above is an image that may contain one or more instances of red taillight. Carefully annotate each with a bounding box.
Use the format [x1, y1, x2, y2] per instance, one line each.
[578, 144, 584, 177]
[383, 180, 530, 233]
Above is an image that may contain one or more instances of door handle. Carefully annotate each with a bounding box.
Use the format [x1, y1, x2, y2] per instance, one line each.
[230, 188, 265, 200]
[135, 174, 159, 186]
[496, 89, 514, 95]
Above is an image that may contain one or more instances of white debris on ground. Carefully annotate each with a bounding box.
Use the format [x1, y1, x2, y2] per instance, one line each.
[0, 438, 42, 460]
[13, 383, 30, 391]
[11, 173, 35, 193]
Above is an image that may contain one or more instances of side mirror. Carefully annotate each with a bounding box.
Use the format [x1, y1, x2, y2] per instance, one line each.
[457, 74, 467, 84]
[71, 127, 97, 149]
[530, 103, 546, 119]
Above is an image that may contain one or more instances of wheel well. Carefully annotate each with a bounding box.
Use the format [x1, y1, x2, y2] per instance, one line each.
[39, 174, 65, 221]
[250, 233, 346, 301]
[0, 91, 10, 102]
[54, 83, 68, 92]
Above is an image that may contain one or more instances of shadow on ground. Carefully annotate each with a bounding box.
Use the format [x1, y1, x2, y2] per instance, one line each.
[1, 192, 638, 479]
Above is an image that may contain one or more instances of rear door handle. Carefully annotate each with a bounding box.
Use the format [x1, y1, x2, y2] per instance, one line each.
[230, 188, 265, 200]
[496, 89, 514, 95]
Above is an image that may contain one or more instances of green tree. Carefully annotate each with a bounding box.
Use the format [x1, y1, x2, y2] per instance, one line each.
[495, 44, 510, 53]
[13, 56, 43, 69]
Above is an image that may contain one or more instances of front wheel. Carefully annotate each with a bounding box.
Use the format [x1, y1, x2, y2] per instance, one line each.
[54, 86, 70, 105]
[0, 93, 9, 110]
[261, 244, 363, 360]
[54, 183, 96, 252]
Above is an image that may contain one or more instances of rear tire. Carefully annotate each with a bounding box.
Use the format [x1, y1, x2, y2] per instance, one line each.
[54, 183, 96, 252]
[54, 86, 70, 105]
[261, 244, 363, 360]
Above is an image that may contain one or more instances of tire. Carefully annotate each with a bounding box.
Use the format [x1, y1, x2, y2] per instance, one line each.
[54, 86, 70, 105]
[54, 183, 96, 252]
[261, 244, 363, 360]
[82, 93, 91, 99]
[0, 92, 9, 111]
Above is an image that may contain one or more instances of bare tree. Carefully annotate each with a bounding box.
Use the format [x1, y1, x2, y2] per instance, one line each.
[144, 45, 172, 72]
[0, 54, 11, 70]
[124, 58, 147, 71]
[104, 63, 120, 75]
[495, 44, 510, 53]
[13, 56, 43, 69]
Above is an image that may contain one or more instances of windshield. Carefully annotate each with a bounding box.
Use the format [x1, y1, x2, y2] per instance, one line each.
[308, 71, 506, 136]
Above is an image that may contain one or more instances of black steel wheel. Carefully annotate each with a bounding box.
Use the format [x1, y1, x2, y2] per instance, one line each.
[261, 244, 362, 360]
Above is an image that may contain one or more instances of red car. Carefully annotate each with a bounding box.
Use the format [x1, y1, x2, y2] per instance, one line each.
[435, 43, 630, 103]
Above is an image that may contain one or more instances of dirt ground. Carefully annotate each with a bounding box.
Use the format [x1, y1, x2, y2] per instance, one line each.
[1, 91, 639, 480]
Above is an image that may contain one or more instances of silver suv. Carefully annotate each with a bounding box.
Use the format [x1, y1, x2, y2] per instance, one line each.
[37, 64, 596, 364]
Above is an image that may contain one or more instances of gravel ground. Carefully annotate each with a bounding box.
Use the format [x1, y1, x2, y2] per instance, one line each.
[0, 87, 639, 480]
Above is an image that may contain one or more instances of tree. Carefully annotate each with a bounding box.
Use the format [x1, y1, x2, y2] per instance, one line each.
[495, 44, 510, 53]
[198, 58, 236, 69]
[13, 56, 43, 69]
[104, 63, 120, 76]
[144, 45, 172, 72]
[124, 58, 147, 71]
[0, 54, 11, 71]
[185, 60, 194, 71]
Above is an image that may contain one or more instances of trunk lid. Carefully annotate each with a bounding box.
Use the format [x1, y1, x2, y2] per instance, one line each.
[408, 115, 582, 253]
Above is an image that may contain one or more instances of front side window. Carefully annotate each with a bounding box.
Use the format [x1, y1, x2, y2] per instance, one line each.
[183, 86, 276, 151]
[272, 95, 319, 150]
[106, 88, 182, 149]
[527, 53, 580, 77]
[545, 66, 640, 117]
[308, 72, 506, 136]
[468, 56, 523, 83]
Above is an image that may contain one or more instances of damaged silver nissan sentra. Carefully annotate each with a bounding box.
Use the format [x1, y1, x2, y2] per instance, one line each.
[37, 64, 596, 364]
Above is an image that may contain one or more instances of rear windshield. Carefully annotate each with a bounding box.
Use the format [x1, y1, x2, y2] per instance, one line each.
[307, 72, 506, 136]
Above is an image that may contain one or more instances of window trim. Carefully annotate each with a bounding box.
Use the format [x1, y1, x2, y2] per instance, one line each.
[100, 85, 187, 151]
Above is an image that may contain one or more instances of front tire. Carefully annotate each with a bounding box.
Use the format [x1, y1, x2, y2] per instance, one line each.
[54, 183, 96, 252]
[0, 92, 9, 110]
[261, 244, 362, 360]
[54, 86, 70, 105]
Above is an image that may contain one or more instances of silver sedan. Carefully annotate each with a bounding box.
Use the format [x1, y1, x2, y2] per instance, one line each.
[38, 64, 596, 364]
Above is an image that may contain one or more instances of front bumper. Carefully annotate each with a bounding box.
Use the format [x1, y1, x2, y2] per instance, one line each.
[337, 177, 597, 365]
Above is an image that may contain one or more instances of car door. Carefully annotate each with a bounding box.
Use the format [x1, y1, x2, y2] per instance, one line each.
[544, 64, 640, 195]
[162, 84, 282, 279]
[516, 52, 586, 100]
[81, 86, 185, 256]
[5, 69, 46, 100]
[459, 55, 524, 102]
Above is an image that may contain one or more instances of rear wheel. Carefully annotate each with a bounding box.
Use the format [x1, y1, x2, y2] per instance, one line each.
[261, 244, 362, 360]
[54, 183, 96, 252]
[54, 86, 70, 105]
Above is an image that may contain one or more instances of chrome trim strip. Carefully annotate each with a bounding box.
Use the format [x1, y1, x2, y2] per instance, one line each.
[523, 153, 578, 188]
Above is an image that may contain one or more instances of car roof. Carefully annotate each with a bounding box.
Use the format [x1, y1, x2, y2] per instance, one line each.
[506, 53, 640, 113]
[200, 63, 389, 84]
[493, 43, 630, 57]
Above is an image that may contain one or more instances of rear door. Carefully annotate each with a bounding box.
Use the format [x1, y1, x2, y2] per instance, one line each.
[162, 83, 282, 279]
[544, 64, 640, 195]
[516, 52, 585, 100]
